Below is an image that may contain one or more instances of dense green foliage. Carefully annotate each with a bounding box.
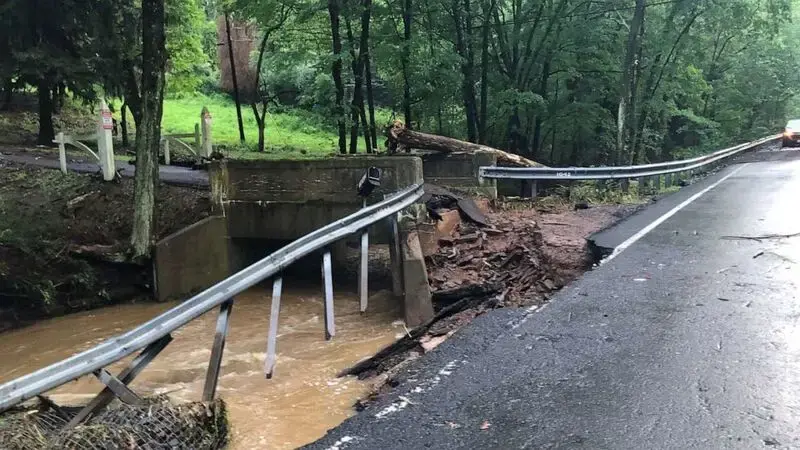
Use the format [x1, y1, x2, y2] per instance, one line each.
[2, 0, 800, 164]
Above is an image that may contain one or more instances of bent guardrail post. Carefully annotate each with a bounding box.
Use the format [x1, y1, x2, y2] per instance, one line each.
[93, 368, 143, 406]
[203, 299, 234, 402]
[265, 276, 283, 379]
[66, 334, 173, 427]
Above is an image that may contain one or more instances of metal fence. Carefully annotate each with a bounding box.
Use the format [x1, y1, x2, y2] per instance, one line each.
[479, 135, 780, 182]
[0, 183, 424, 427]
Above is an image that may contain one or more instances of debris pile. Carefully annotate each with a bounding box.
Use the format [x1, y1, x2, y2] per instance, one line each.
[427, 216, 556, 308]
[0, 396, 228, 450]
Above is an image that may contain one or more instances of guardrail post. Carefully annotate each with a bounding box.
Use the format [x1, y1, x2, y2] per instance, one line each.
[203, 299, 234, 402]
[163, 138, 171, 166]
[388, 212, 404, 298]
[664, 173, 673, 188]
[620, 178, 629, 194]
[97, 99, 116, 181]
[201, 106, 213, 160]
[265, 276, 283, 379]
[637, 177, 647, 196]
[322, 249, 335, 340]
[359, 227, 369, 314]
[54, 132, 68, 174]
[527, 180, 538, 199]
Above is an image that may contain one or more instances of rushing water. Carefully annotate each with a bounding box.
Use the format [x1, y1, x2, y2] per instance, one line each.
[0, 286, 404, 449]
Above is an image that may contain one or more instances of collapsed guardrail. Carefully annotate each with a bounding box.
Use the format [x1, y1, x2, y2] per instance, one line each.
[0, 183, 424, 425]
[479, 135, 780, 188]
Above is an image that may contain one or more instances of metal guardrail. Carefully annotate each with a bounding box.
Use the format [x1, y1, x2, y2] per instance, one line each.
[479, 135, 780, 181]
[0, 183, 424, 417]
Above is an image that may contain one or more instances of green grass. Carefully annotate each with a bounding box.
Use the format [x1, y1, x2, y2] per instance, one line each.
[160, 94, 390, 160]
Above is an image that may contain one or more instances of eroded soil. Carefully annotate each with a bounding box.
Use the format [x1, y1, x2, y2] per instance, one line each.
[0, 159, 209, 331]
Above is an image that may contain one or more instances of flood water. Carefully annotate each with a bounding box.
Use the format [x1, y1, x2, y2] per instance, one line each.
[0, 287, 404, 449]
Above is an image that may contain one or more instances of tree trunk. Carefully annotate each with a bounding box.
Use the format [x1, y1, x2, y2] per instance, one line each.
[328, 0, 347, 154]
[225, 12, 246, 144]
[251, 103, 268, 153]
[252, 30, 271, 153]
[364, 59, 377, 152]
[258, 123, 265, 153]
[346, 21, 365, 155]
[51, 87, 61, 114]
[131, 0, 167, 259]
[37, 79, 55, 146]
[615, 0, 646, 165]
[531, 60, 551, 159]
[402, 0, 413, 129]
[121, 103, 130, 148]
[362, 0, 377, 152]
[387, 122, 543, 167]
[453, 0, 478, 143]
[478, 0, 492, 144]
[1, 78, 12, 111]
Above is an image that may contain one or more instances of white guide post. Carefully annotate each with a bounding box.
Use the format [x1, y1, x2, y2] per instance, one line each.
[54, 132, 67, 174]
[201, 107, 213, 160]
[97, 99, 116, 181]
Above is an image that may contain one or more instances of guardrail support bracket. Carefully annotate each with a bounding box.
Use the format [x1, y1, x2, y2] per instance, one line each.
[65, 334, 173, 428]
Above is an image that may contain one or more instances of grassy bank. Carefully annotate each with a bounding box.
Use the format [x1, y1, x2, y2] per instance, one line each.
[162, 94, 341, 159]
[0, 92, 389, 160]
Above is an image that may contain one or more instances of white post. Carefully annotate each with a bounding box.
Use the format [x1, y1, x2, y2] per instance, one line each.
[97, 99, 116, 181]
[163, 138, 171, 166]
[201, 106, 213, 160]
[54, 132, 67, 174]
[194, 123, 201, 154]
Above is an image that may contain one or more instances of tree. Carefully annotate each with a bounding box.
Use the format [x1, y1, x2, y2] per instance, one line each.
[328, 0, 347, 154]
[238, 0, 293, 152]
[131, 0, 168, 259]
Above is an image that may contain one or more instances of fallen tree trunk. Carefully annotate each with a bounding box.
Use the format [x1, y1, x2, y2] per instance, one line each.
[339, 282, 503, 379]
[386, 121, 545, 167]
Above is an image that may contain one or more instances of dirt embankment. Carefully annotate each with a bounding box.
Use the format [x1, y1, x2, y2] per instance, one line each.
[343, 195, 640, 389]
[0, 160, 209, 331]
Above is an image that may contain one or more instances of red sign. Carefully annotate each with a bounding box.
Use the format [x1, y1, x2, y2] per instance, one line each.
[102, 110, 113, 130]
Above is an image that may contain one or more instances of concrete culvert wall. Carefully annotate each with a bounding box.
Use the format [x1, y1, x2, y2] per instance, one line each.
[0, 396, 228, 450]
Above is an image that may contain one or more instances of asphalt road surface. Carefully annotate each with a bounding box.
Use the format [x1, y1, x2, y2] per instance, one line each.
[308, 150, 800, 449]
[0, 152, 209, 188]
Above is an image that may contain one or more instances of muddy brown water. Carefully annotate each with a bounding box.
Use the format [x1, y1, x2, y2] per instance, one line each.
[0, 287, 404, 449]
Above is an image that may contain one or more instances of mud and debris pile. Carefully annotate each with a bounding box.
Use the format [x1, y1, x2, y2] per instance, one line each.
[427, 214, 556, 308]
[0, 396, 228, 450]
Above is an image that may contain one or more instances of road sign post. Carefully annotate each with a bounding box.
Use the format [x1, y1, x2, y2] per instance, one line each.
[97, 99, 116, 181]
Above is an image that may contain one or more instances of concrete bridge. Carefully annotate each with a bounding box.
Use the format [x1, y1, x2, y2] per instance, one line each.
[152, 152, 498, 327]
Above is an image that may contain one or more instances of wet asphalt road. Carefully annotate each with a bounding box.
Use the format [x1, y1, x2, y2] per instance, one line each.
[0, 152, 209, 188]
[308, 150, 800, 449]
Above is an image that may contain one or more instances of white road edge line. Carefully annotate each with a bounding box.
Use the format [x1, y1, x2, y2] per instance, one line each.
[603, 164, 749, 264]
